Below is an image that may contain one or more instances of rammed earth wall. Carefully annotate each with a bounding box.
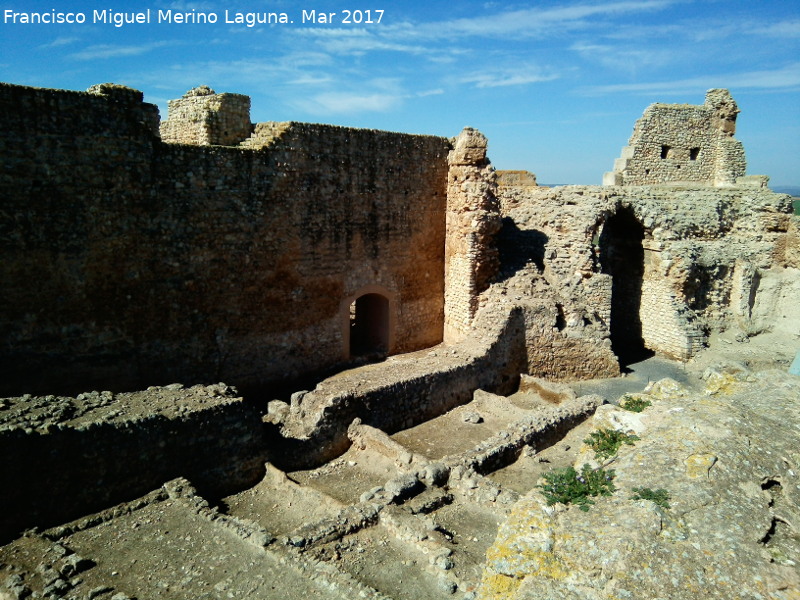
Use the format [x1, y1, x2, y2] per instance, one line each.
[0, 82, 450, 396]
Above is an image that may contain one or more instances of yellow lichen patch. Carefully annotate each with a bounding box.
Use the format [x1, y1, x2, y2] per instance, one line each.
[685, 453, 717, 478]
[479, 499, 572, 599]
[646, 377, 688, 399]
[703, 370, 746, 396]
[485, 543, 570, 580]
[477, 573, 521, 600]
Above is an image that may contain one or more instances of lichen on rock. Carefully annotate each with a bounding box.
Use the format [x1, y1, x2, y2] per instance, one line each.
[478, 369, 800, 600]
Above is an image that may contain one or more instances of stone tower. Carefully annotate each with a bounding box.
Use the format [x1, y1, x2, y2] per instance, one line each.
[159, 85, 252, 146]
[603, 89, 749, 187]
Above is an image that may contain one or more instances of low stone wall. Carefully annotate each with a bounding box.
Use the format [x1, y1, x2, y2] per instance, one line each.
[276, 306, 528, 470]
[0, 384, 267, 543]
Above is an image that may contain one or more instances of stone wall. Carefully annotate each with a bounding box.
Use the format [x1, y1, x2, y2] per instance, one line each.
[494, 183, 793, 365]
[0, 82, 450, 396]
[277, 305, 528, 469]
[0, 384, 266, 543]
[444, 128, 502, 341]
[159, 85, 252, 146]
[604, 89, 747, 187]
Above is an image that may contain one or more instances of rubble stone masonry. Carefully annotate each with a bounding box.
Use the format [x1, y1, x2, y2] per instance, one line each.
[159, 85, 252, 146]
[444, 128, 502, 341]
[604, 89, 748, 187]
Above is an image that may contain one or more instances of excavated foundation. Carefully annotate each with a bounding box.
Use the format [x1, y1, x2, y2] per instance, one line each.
[0, 364, 602, 600]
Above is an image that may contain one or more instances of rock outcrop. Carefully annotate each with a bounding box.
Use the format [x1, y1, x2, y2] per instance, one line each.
[478, 368, 800, 599]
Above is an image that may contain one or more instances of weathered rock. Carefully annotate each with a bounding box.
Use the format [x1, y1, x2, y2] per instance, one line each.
[478, 370, 800, 600]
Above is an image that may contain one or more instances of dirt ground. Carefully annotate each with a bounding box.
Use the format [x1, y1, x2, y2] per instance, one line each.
[1, 324, 797, 600]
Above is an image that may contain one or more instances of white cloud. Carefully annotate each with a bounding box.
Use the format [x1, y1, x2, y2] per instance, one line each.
[287, 75, 335, 86]
[752, 19, 800, 39]
[388, 0, 679, 40]
[39, 37, 79, 49]
[570, 42, 674, 72]
[294, 91, 403, 114]
[69, 41, 175, 60]
[582, 62, 800, 95]
[417, 88, 444, 97]
[462, 67, 560, 88]
[292, 27, 431, 56]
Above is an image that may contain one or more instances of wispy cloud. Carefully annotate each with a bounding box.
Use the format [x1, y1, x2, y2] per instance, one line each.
[69, 41, 175, 60]
[140, 58, 292, 90]
[387, 0, 679, 40]
[287, 75, 409, 114]
[417, 88, 444, 97]
[39, 37, 80, 49]
[292, 27, 432, 56]
[582, 62, 800, 95]
[462, 67, 560, 88]
[752, 19, 800, 39]
[570, 42, 674, 72]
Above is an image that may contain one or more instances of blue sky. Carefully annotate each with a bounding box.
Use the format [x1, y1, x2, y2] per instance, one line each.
[2, 0, 798, 185]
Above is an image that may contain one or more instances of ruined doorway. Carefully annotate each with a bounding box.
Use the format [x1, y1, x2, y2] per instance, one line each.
[349, 293, 390, 359]
[599, 208, 653, 367]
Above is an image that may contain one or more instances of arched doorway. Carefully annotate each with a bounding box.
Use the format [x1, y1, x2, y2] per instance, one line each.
[348, 293, 390, 359]
[599, 208, 653, 367]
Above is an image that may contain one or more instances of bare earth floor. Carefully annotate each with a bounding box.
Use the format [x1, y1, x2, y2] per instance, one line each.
[1, 330, 797, 600]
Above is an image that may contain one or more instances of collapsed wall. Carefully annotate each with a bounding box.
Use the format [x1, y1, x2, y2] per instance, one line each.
[0, 82, 449, 396]
[495, 182, 794, 364]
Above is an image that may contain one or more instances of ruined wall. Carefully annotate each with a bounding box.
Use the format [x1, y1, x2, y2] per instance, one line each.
[495, 183, 793, 365]
[444, 128, 502, 341]
[277, 305, 528, 469]
[159, 85, 252, 146]
[0, 384, 266, 543]
[0, 82, 449, 396]
[604, 89, 747, 187]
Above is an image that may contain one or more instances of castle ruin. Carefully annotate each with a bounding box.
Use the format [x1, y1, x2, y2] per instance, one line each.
[0, 82, 797, 600]
[602, 88, 765, 188]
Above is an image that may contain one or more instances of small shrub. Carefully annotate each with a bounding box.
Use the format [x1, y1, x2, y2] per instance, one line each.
[584, 429, 640, 460]
[619, 394, 651, 413]
[538, 464, 616, 511]
[630, 487, 671, 509]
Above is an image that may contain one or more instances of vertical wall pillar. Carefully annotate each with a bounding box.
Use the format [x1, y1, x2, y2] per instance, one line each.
[444, 128, 501, 342]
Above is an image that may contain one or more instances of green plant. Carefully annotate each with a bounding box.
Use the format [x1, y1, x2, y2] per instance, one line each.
[619, 394, 651, 413]
[584, 429, 640, 460]
[630, 487, 671, 509]
[538, 464, 616, 511]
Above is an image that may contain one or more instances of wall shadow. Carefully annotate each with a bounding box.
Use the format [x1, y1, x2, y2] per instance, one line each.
[599, 208, 654, 368]
[496, 217, 549, 282]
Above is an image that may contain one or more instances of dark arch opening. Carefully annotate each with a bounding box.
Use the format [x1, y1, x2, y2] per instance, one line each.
[599, 208, 653, 368]
[349, 293, 390, 359]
